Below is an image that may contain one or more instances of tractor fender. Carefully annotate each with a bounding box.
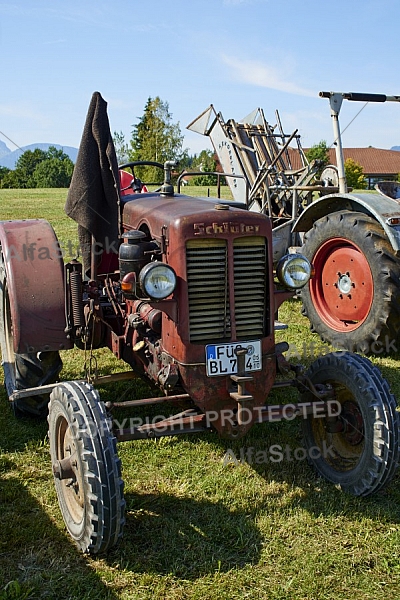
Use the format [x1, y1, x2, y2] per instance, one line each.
[293, 191, 400, 255]
[0, 219, 73, 353]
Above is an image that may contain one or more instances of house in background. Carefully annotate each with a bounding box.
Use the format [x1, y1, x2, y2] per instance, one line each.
[327, 147, 400, 188]
[288, 146, 400, 189]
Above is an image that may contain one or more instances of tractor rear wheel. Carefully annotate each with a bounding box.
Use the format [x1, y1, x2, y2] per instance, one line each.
[301, 352, 400, 496]
[301, 211, 400, 354]
[0, 251, 62, 418]
[48, 381, 125, 554]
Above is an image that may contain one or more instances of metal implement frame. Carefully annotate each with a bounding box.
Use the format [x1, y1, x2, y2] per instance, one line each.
[187, 105, 337, 263]
[187, 105, 331, 215]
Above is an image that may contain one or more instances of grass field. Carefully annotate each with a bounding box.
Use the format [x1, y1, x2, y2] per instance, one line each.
[0, 188, 400, 600]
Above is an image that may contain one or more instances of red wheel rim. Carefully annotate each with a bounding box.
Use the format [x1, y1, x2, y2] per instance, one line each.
[309, 238, 373, 332]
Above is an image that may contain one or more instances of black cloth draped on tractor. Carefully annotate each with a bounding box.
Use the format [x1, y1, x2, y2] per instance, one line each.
[65, 91, 120, 275]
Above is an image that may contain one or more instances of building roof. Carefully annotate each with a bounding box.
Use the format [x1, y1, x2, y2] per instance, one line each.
[329, 147, 400, 176]
[290, 147, 400, 177]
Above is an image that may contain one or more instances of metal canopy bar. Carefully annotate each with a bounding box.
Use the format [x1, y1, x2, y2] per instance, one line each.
[320, 91, 400, 103]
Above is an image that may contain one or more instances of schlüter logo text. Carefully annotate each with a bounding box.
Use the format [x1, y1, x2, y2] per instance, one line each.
[193, 222, 260, 235]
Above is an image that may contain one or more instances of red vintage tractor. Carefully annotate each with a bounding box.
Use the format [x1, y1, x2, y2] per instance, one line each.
[0, 93, 399, 554]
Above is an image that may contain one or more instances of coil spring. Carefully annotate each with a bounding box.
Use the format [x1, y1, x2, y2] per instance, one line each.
[69, 269, 85, 328]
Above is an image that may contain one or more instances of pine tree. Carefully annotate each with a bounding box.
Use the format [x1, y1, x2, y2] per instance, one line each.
[129, 97, 184, 182]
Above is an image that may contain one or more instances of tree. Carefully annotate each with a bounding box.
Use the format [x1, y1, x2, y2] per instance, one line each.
[32, 156, 74, 188]
[345, 158, 367, 190]
[0, 166, 10, 188]
[129, 97, 185, 182]
[46, 146, 71, 162]
[1, 168, 26, 189]
[16, 148, 47, 187]
[3, 146, 74, 188]
[113, 131, 129, 165]
[305, 140, 330, 176]
[189, 149, 219, 186]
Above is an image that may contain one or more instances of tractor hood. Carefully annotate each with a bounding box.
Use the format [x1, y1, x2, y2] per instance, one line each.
[121, 193, 271, 245]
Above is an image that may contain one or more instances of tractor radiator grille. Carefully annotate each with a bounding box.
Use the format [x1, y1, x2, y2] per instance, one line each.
[186, 237, 268, 343]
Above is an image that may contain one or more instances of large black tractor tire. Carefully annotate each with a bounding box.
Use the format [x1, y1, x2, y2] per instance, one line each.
[301, 352, 400, 496]
[0, 254, 62, 418]
[301, 211, 400, 354]
[48, 381, 125, 554]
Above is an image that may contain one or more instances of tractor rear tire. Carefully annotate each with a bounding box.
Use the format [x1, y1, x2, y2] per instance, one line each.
[48, 381, 125, 554]
[0, 252, 62, 418]
[301, 352, 400, 496]
[301, 211, 400, 354]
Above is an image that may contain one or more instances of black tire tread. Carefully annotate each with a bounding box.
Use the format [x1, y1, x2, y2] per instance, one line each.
[301, 351, 400, 496]
[345, 352, 400, 492]
[48, 381, 125, 554]
[13, 352, 63, 417]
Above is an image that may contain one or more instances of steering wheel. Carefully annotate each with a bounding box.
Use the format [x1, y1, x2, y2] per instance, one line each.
[118, 161, 166, 195]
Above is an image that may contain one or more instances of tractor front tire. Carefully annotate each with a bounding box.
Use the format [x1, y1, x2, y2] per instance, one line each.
[301, 211, 400, 354]
[48, 381, 125, 554]
[301, 352, 400, 496]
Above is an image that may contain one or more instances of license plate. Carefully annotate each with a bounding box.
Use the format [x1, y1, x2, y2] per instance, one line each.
[205, 341, 262, 376]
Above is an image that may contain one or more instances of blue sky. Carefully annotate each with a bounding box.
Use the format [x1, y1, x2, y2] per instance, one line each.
[1, 0, 400, 157]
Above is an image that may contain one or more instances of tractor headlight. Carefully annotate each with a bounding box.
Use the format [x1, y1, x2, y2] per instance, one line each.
[139, 262, 177, 300]
[276, 253, 312, 290]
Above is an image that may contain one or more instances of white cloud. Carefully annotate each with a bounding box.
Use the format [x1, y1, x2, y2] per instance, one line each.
[221, 54, 314, 97]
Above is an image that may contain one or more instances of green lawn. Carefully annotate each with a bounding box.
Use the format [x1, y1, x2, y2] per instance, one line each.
[0, 189, 400, 600]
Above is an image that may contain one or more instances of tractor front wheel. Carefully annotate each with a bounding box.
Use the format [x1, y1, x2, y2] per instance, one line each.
[48, 381, 125, 554]
[301, 211, 400, 354]
[301, 352, 399, 496]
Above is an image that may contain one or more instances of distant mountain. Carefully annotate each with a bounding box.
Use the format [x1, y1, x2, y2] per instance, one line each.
[0, 143, 78, 169]
[391, 146, 400, 151]
[0, 140, 11, 159]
